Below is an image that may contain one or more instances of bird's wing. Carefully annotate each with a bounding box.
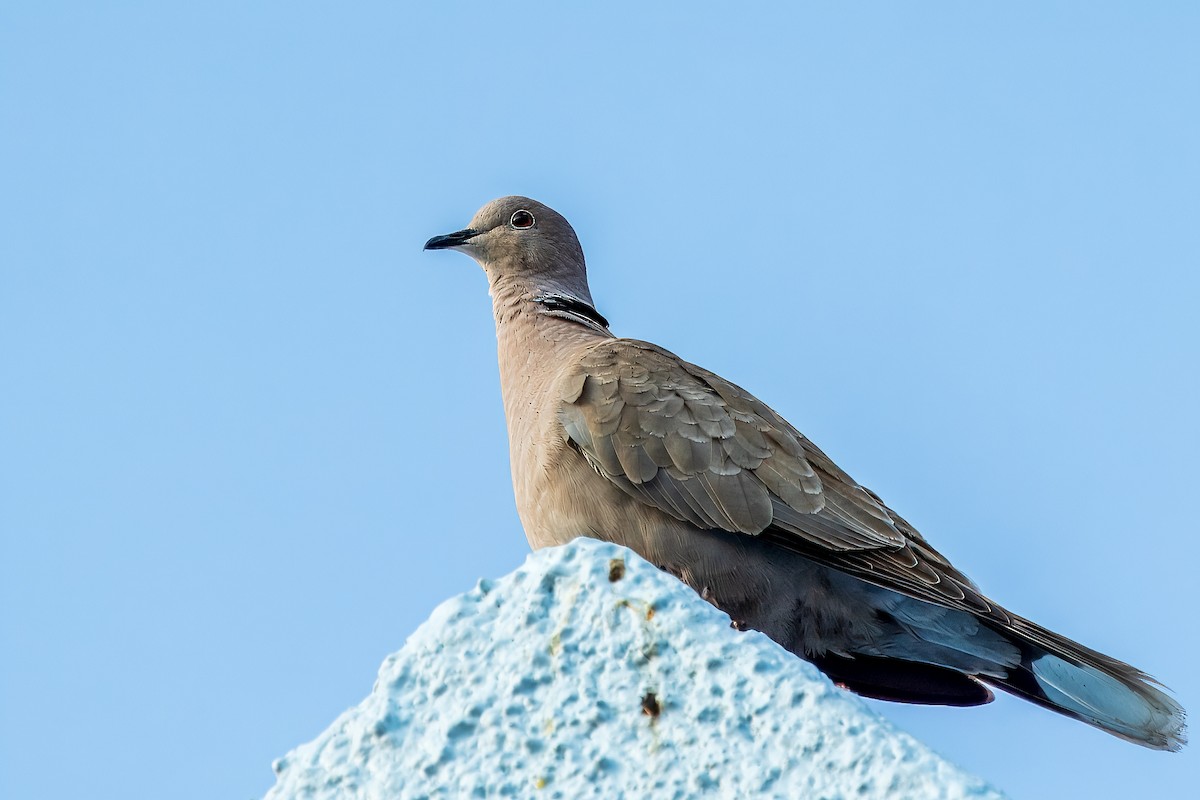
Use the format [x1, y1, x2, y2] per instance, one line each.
[557, 338, 1001, 618]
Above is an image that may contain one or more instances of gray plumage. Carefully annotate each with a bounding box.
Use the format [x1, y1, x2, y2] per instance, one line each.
[424, 195, 1186, 751]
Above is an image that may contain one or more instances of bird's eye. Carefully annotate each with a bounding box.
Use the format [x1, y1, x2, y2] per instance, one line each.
[510, 210, 535, 229]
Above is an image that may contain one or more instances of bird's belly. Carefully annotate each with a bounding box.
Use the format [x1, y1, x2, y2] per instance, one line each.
[512, 444, 883, 657]
[515, 444, 653, 551]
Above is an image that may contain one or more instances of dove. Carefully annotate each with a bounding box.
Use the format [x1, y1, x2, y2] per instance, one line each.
[424, 195, 1185, 750]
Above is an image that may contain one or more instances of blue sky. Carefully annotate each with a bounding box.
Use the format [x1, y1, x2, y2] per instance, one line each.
[2, 3, 1197, 797]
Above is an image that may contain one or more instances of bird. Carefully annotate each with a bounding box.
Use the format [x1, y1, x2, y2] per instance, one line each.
[424, 195, 1185, 751]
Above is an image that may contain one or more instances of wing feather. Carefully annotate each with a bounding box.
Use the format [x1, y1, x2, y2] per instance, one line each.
[558, 338, 994, 615]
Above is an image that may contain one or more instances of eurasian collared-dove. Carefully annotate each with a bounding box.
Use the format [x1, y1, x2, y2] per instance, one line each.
[424, 196, 1185, 751]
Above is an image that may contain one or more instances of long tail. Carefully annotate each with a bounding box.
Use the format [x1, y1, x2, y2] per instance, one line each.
[979, 612, 1186, 751]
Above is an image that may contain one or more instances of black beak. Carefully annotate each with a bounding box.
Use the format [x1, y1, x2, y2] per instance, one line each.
[423, 228, 480, 251]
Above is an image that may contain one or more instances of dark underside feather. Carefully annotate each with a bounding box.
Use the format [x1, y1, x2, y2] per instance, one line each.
[812, 652, 994, 706]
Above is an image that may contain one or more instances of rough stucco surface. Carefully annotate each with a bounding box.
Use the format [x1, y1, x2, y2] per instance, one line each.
[265, 537, 1006, 799]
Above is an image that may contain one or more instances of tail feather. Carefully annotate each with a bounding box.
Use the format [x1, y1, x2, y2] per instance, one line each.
[980, 615, 1186, 751]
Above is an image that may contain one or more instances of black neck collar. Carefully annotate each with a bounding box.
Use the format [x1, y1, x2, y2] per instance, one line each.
[532, 293, 610, 330]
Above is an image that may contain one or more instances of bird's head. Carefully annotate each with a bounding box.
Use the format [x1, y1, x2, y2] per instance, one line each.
[424, 196, 589, 293]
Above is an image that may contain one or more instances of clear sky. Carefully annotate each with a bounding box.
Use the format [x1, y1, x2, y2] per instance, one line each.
[2, 3, 1197, 798]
